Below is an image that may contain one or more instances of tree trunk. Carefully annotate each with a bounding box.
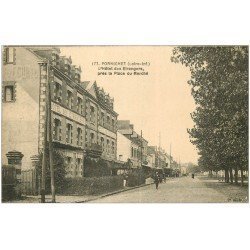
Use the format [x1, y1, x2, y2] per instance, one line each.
[208, 170, 212, 178]
[229, 167, 233, 183]
[225, 169, 229, 183]
[240, 166, 244, 187]
[234, 166, 238, 184]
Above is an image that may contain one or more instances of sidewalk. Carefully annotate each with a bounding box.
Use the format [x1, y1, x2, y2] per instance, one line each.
[11, 182, 153, 203]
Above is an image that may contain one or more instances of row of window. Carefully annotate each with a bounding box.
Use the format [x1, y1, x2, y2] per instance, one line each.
[86, 132, 115, 155]
[100, 111, 115, 130]
[51, 54, 81, 83]
[100, 136, 115, 155]
[54, 118, 116, 155]
[131, 147, 142, 159]
[65, 157, 82, 167]
[65, 157, 83, 177]
[54, 83, 85, 116]
[53, 83, 116, 131]
[3, 83, 116, 132]
[53, 118, 83, 147]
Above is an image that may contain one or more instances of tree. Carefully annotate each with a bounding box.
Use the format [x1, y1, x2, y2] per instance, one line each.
[186, 163, 201, 174]
[36, 147, 67, 193]
[171, 46, 248, 186]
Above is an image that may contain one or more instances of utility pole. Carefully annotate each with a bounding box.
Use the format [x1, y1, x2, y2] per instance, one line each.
[141, 130, 143, 167]
[41, 62, 48, 203]
[169, 143, 172, 169]
[179, 156, 181, 176]
[41, 89, 47, 203]
[48, 63, 55, 203]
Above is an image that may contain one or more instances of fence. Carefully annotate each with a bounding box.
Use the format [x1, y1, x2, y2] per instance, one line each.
[21, 169, 39, 195]
[2, 165, 17, 201]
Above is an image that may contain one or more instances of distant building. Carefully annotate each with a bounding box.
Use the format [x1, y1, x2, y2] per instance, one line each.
[117, 120, 148, 168]
[147, 146, 169, 170]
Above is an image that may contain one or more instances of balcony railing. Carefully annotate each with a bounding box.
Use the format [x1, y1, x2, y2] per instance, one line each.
[85, 143, 102, 158]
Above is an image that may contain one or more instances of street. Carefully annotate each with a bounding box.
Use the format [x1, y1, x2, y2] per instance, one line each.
[91, 176, 248, 203]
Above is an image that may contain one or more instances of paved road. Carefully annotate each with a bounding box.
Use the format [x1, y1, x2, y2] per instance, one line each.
[91, 177, 229, 203]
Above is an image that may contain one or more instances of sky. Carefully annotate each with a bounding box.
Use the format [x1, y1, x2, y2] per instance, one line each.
[61, 46, 198, 164]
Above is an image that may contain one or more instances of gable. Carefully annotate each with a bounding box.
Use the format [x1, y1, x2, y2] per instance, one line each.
[87, 82, 97, 99]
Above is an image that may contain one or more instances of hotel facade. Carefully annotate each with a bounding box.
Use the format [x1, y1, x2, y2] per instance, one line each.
[2, 46, 118, 177]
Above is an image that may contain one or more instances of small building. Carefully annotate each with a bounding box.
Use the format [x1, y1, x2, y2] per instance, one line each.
[147, 146, 168, 170]
[117, 120, 148, 169]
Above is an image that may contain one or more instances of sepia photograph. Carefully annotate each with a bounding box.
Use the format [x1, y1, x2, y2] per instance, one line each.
[1, 45, 248, 203]
[1, 1, 250, 250]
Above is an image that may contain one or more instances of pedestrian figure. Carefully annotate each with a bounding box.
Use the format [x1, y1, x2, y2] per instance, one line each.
[163, 173, 166, 183]
[155, 172, 160, 190]
[192, 173, 194, 179]
[123, 174, 128, 187]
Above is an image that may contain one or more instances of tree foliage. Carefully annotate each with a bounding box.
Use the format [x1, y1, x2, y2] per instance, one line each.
[84, 157, 111, 177]
[36, 147, 67, 193]
[171, 46, 248, 181]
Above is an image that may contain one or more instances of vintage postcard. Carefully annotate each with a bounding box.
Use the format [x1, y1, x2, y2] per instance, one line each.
[1, 46, 248, 203]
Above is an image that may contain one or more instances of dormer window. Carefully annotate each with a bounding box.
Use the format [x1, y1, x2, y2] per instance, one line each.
[52, 53, 59, 67]
[64, 64, 70, 75]
[63, 57, 71, 75]
[110, 100, 114, 109]
[75, 73, 80, 83]
[73, 67, 81, 83]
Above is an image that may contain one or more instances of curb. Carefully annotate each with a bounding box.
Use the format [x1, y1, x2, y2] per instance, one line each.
[75, 183, 154, 203]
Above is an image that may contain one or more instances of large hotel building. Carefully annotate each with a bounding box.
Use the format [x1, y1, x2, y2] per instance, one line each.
[2, 46, 118, 177]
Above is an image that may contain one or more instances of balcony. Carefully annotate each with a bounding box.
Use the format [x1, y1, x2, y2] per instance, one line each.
[85, 143, 102, 158]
